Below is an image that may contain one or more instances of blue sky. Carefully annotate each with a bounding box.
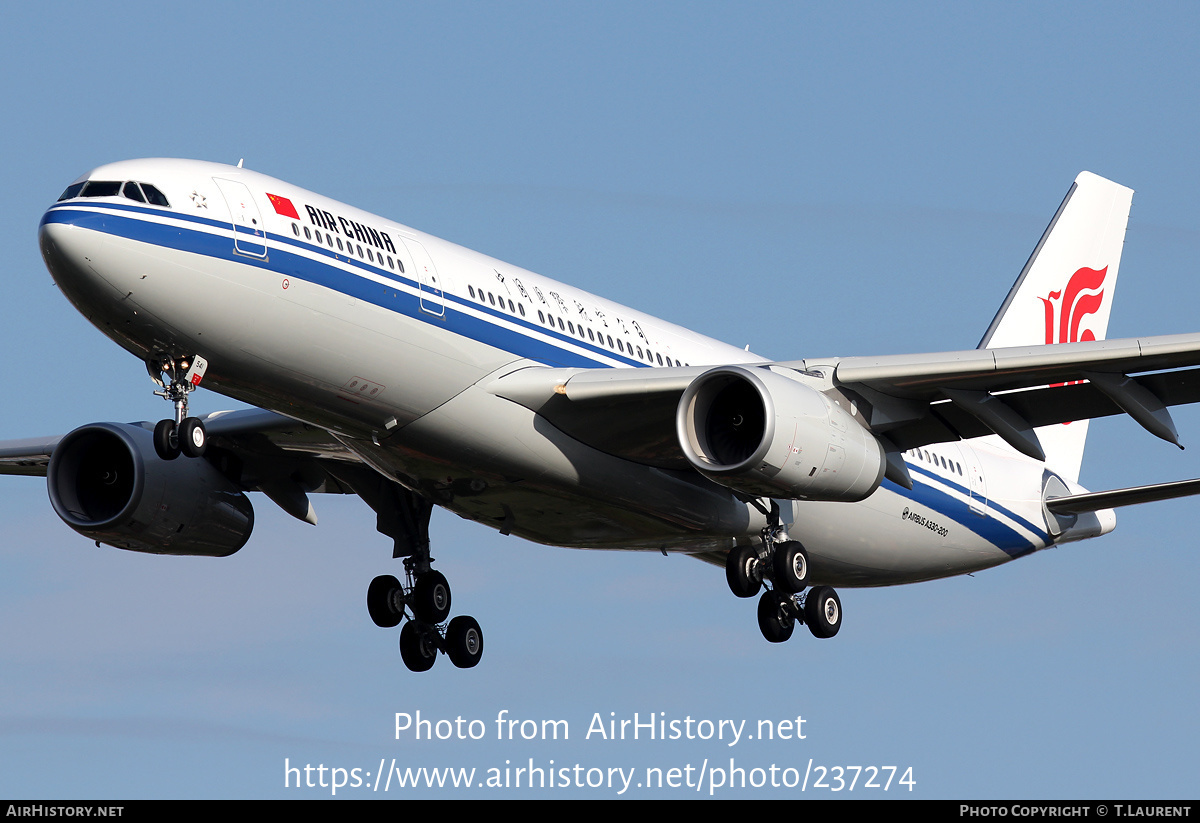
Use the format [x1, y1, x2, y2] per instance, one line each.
[0, 1, 1197, 799]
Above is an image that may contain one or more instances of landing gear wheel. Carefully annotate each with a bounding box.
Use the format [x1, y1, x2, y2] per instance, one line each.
[413, 571, 451, 623]
[445, 616, 484, 669]
[153, 419, 180, 461]
[399, 621, 438, 672]
[805, 586, 842, 639]
[757, 590, 795, 643]
[773, 541, 809, 593]
[366, 574, 405, 628]
[179, 417, 207, 458]
[725, 544, 763, 598]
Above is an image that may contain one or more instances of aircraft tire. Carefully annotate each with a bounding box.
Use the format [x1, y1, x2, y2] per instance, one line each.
[399, 621, 437, 672]
[805, 586, 842, 639]
[726, 544, 763, 598]
[179, 417, 207, 458]
[412, 571, 451, 623]
[153, 419, 180, 461]
[757, 590, 795, 643]
[367, 574, 404, 628]
[773, 541, 809, 593]
[446, 615, 484, 668]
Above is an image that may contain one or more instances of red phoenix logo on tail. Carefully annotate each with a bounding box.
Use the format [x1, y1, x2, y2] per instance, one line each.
[1040, 266, 1107, 346]
[1041, 266, 1107, 393]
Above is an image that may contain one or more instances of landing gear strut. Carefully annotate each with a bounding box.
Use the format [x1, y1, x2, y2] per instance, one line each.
[730, 499, 842, 643]
[148, 354, 208, 461]
[331, 465, 484, 672]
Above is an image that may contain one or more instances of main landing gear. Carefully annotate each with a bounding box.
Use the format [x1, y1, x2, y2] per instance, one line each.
[367, 558, 484, 672]
[755, 585, 842, 642]
[327, 469, 483, 672]
[148, 354, 209, 461]
[726, 500, 843, 642]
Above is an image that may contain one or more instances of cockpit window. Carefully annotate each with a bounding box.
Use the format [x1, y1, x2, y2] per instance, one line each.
[81, 180, 121, 198]
[58, 179, 171, 207]
[122, 181, 146, 203]
[57, 182, 85, 201]
[140, 183, 169, 207]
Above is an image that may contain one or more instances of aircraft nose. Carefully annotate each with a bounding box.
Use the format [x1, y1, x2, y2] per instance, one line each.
[39, 205, 96, 289]
[38, 203, 134, 320]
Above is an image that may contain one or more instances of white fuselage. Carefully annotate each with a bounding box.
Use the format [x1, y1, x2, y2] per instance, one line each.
[37, 159, 1113, 587]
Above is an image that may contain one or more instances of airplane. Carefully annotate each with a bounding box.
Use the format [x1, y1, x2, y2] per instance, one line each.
[10, 159, 1200, 672]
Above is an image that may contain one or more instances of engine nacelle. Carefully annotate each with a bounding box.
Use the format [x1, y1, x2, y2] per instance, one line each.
[676, 366, 885, 502]
[47, 422, 254, 556]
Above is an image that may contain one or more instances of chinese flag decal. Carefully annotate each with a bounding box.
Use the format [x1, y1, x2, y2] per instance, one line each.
[266, 193, 300, 219]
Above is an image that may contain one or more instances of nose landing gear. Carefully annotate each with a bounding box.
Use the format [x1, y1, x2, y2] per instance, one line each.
[148, 354, 208, 461]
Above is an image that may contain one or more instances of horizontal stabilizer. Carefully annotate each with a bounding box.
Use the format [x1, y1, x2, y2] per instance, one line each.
[1046, 477, 1200, 515]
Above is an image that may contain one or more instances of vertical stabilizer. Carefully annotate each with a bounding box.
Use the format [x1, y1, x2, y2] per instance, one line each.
[978, 172, 1134, 482]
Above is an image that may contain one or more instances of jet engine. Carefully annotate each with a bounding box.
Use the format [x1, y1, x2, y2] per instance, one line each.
[47, 422, 254, 556]
[676, 366, 885, 502]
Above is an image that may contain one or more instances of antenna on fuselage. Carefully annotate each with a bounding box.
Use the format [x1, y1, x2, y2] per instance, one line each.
[237, 159, 244, 168]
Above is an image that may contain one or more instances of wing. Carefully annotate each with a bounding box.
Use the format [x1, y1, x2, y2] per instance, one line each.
[0, 408, 364, 524]
[483, 328, 1200, 506]
[486, 363, 707, 469]
[487, 331, 1200, 460]
[787, 331, 1200, 457]
[484, 170, 1200, 503]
